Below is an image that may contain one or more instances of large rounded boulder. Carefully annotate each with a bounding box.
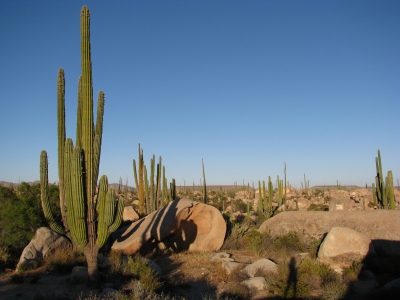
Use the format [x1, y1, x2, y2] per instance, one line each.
[111, 198, 226, 255]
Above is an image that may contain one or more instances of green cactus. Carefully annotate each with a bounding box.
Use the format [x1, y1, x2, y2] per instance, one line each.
[202, 159, 207, 204]
[268, 176, 273, 213]
[258, 180, 262, 213]
[40, 6, 123, 286]
[372, 183, 377, 206]
[375, 150, 386, 208]
[262, 180, 267, 212]
[133, 144, 145, 215]
[387, 170, 396, 210]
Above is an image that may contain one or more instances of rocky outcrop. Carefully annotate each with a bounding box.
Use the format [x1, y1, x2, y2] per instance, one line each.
[317, 227, 374, 271]
[111, 198, 226, 255]
[17, 227, 72, 271]
[258, 211, 400, 254]
[123, 206, 140, 222]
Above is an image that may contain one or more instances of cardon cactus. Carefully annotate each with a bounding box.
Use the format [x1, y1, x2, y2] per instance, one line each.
[40, 6, 123, 285]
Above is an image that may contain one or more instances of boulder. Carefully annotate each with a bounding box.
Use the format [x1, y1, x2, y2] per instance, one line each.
[111, 198, 226, 255]
[123, 206, 140, 222]
[317, 227, 374, 271]
[297, 198, 312, 211]
[70, 266, 88, 284]
[258, 211, 400, 254]
[17, 227, 72, 271]
[222, 261, 246, 275]
[242, 277, 268, 291]
[241, 258, 278, 277]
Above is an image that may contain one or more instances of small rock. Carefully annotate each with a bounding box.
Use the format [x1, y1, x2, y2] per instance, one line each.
[381, 278, 400, 290]
[210, 252, 232, 262]
[242, 277, 268, 291]
[222, 261, 246, 275]
[100, 288, 118, 298]
[70, 266, 88, 284]
[242, 258, 278, 278]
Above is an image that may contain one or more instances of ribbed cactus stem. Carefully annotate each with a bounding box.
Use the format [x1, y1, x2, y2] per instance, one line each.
[57, 69, 68, 232]
[388, 170, 395, 210]
[268, 176, 273, 212]
[262, 180, 267, 212]
[202, 159, 207, 204]
[157, 156, 162, 208]
[40, 150, 64, 234]
[372, 183, 377, 206]
[258, 180, 262, 213]
[150, 155, 155, 212]
[144, 165, 149, 214]
[76, 76, 82, 149]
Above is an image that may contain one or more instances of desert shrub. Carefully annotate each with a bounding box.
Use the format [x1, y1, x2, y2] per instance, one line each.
[321, 280, 348, 300]
[308, 237, 324, 258]
[342, 259, 363, 283]
[221, 223, 246, 250]
[218, 282, 251, 300]
[308, 203, 329, 211]
[108, 253, 162, 293]
[44, 249, 86, 273]
[266, 257, 342, 299]
[231, 199, 248, 214]
[0, 183, 60, 266]
[273, 231, 305, 255]
[240, 229, 272, 256]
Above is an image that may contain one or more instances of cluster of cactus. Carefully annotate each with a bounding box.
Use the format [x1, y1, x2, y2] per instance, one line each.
[372, 150, 396, 209]
[40, 6, 123, 284]
[133, 144, 175, 216]
[257, 178, 273, 216]
[275, 175, 284, 206]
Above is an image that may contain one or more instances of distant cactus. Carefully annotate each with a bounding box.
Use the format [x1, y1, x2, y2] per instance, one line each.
[202, 159, 207, 204]
[374, 150, 395, 209]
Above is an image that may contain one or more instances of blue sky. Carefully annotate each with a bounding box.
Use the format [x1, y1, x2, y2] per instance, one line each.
[0, 0, 399, 188]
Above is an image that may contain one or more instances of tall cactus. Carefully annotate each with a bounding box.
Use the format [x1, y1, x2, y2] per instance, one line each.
[387, 170, 396, 210]
[40, 6, 123, 286]
[202, 158, 207, 204]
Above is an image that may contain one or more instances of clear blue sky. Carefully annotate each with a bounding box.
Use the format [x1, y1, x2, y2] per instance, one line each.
[1, 0, 399, 188]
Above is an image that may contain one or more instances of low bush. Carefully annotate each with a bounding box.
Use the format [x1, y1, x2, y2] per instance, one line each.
[108, 252, 162, 293]
[44, 249, 86, 273]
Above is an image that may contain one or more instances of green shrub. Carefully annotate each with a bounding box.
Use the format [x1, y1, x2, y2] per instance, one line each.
[308, 203, 329, 211]
[221, 223, 246, 250]
[273, 231, 305, 255]
[108, 253, 162, 293]
[241, 229, 272, 256]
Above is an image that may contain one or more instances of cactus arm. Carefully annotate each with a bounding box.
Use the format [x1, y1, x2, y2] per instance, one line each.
[104, 189, 116, 226]
[108, 197, 124, 233]
[95, 175, 108, 248]
[93, 91, 104, 186]
[40, 150, 65, 234]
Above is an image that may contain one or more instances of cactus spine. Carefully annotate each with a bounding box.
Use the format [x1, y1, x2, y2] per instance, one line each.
[40, 6, 123, 286]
